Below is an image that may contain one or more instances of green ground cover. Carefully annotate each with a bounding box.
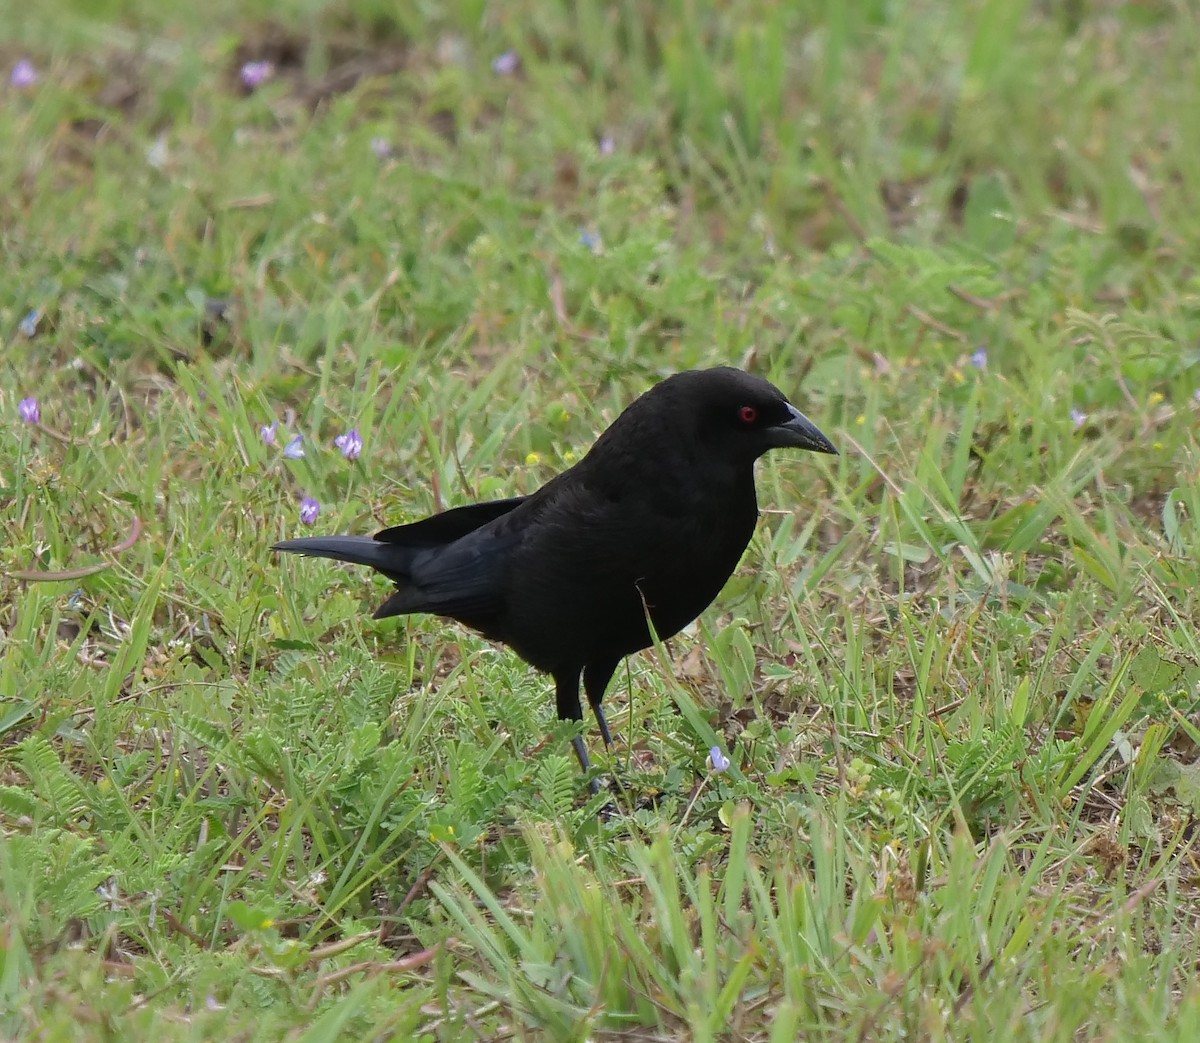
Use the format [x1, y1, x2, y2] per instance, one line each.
[4, 1, 1200, 1038]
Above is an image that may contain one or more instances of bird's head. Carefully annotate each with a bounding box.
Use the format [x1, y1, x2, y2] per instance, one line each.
[663, 367, 838, 463]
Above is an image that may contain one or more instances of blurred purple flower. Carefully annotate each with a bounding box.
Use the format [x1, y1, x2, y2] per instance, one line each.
[260, 421, 278, 446]
[579, 229, 602, 253]
[492, 51, 519, 75]
[11, 59, 37, 89]
[334, 428, 363, 460]
[1070, 407, 1088, 429]
[146, 134, 169, 170]
[370, 136, 393, 159]
[299, 496, 320, 525]
[283, 434, 305, 458]
[970, 347, 988, 369]
[1194, 389, 1200, 405]
[707, 746, 731, 773]
[18, 309, 41, 338]
[599, 134, 615, 156]
[241, 60, 274, 90]
[18, 397, 40, 424]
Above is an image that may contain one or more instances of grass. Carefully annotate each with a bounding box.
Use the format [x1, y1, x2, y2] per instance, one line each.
[3, 0, 1200, 1038]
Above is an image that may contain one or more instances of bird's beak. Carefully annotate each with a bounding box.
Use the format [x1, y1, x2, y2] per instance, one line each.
[767, 403, 838, 455]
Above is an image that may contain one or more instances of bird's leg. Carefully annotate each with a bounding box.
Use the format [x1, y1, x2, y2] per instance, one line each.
[592, 705, 614, 749]
[584, 660, 628, 800]
[555, 670, 600, 793]
[583, 660, 619, 750]
[571, 735, 595, 779]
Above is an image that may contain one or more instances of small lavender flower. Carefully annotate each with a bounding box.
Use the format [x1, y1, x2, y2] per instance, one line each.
[18, 397, 39, 424]
[492, 51, 519, 75]
[707, 746, 731, 773]
[240, 60, 274, 90]
[1070, 407, 1088, 430]
[283, 434, 305, 459]
[334, 428, 363, 460]
[18, 309, 41, 338]
[370, 136, 393, 159]
[11, 59, 37, 89]
[146, 134, 169, 170]
[579, 229, 602, 253]
[970, 347, 988, 369]
[599, 134, 615, 156]
[299, 496, 320, 525]
[260, 421, 278, 446]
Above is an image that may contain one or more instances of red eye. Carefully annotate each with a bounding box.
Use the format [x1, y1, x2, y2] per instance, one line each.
[738, 405, 758, 425]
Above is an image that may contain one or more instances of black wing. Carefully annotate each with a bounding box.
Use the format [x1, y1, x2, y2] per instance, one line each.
[374, 496, 528, 548]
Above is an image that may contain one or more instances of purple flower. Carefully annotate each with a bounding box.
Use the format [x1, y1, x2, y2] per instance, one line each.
[260, 421, 278, 446]
[707, 746, 731, 773]
[146, 134, 169, 170]
[240, 60, 274, 90]
[299, 496, 320, 525]
[11, 59, 37, 89]
[599, 134, 615, 156]
[370, 136, 393, 159]
[18, 397, 40, 424]
[492, 51, 519, 75]
[283, 434, 305, 459]
[334, 428, 363, 460]
[18, 309, 41, 338]
[1070, 407, 1088, 430]
[970, 347, 988, 369]
[579, 229, 602, 254]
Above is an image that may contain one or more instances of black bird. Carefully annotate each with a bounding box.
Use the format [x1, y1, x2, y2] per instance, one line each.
[273, 367, 836, 786]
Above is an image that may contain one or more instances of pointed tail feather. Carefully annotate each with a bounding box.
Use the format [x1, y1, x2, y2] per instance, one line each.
[272, 535, 413, 581]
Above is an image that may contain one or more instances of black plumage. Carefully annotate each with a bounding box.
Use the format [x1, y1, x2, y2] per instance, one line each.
[273, 367, 836, 786]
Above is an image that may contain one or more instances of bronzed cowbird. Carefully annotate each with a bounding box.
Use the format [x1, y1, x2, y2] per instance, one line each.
[273, 367, 836, 787]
